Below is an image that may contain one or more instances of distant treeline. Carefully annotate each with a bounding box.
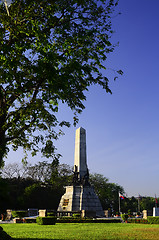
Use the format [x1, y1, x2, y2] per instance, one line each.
[0, 161, 157, 215]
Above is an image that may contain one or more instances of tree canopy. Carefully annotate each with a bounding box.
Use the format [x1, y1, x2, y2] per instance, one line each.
[89, 173, 124, 212]
[0, 0, 122, 166]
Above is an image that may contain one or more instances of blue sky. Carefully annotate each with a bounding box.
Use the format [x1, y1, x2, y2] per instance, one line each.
[5, 0, 159, 197]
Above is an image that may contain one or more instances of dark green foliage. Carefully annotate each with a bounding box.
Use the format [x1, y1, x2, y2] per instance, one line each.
[0, 162, 125, 211]
[36, 217, 57, 225]
[57, 218, 121, 223]
[128, 218, 148, 224]
[115, 196, 158, 214]
[23, 218, 36, 223]
[128, 209, 132, 216]
[12, 210, 27, 218]
[121, 214, 128, 222]
[118, 196, 138, 214]
[140, 197, 156, 211]
[89, 173, 124, 213]
[22, 183, 61, 209]
[72, 213, 81, 218]
[0, 162, 73, 210]
[0, 177, 9, 211]
[0, 0, 122, 166]
[147, 217, 159, 224]
[0, 177, 38, 209]
[47, 212, 55, 217]
[0, 226, 12, 240]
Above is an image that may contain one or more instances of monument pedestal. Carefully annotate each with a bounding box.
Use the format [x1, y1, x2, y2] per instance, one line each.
[58, 185, 105, 217]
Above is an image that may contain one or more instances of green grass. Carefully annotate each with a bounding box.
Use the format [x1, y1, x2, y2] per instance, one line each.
[1, 223, 159, 240]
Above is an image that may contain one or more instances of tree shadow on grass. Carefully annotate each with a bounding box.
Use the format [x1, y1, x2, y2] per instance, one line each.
[13, 239, 65, 240]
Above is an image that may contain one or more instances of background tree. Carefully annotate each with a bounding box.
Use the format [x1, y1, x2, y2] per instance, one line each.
[140, 197, 156, 211]
[0, 0, 122, 167]
[1, 161, 124, 211]
[120, 196, 138, 214]
[1, 162, 28, 178]
[89, 173, 124, 214]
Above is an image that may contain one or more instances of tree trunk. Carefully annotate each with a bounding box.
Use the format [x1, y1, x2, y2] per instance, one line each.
[0, 130, 6, 168]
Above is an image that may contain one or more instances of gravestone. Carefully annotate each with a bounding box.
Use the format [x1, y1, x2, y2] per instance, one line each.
[58, 127, 105, 217]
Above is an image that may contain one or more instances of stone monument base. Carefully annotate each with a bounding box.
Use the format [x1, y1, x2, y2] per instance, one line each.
[57, 185, 105, 217]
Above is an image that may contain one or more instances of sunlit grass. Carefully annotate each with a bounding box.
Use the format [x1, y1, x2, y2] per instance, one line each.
[2, 223, 159, 240]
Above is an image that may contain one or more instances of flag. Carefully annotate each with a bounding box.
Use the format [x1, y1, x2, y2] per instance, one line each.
[155, 194, 158, 204]
[138, 194, 142, 200]
[119, 192, 124, 199]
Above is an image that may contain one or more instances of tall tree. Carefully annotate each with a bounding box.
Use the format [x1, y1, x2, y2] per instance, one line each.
[0, 0, 122, 166]
[89, 173, 124, 213]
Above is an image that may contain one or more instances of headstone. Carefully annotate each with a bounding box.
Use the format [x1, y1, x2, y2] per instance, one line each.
[153, 207, 159, 216]
[58, 127, 105, 217]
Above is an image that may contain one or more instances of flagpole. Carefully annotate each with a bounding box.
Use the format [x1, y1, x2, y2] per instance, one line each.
[155, 194, 158, 208]
[138, 197, 140, 212]
[119, 192, 121, 214]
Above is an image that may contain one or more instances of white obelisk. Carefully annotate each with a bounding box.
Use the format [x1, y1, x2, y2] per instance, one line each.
[74, 127, 88, 180]
[58, 127, 105, 217]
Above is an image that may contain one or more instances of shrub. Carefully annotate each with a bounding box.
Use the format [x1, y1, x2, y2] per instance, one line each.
[47, 212, 55, 217]
[0, 226, 12, 240]
[72, 213, 81, 218]
[36, 217, 57, 225]
[121, 214, 128, 222]
[23, 218, 36, 223]
[13, 218, 24, 223]
[147, 217, 159, 224]
[128, 209, 132, 216]
[12, 211, 27, 218]
[128, 218, 148, 224]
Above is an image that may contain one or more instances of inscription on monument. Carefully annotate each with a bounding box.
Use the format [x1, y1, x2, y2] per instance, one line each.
[63, 199, 69, 206]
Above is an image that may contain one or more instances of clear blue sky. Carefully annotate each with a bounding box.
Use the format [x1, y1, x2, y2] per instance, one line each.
[5, 0, 159, 197]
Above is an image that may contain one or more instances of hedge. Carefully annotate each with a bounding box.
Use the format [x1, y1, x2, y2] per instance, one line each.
[121, 214, 128, 222]
[57, 218, 121, 223]
[23, 218, 36, 223]
[72, 213, 81, 218]
[47, 212, 55, 217]
[147, 217, 159, 224]
[36, 217, 57, 225]
[128, 218, 148, 224]
[0, 226, 12, 240]
[12, 210, 27, 218]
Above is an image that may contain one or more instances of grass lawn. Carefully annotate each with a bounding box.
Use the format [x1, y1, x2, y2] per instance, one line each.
[2, 222, 159, 240]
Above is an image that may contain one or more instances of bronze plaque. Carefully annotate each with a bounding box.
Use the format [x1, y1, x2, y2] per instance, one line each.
[63, 199, 69, 206]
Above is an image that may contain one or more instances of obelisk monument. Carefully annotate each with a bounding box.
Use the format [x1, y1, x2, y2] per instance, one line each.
[74, 127, 88, 180]
[57, 127, 105, 217]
